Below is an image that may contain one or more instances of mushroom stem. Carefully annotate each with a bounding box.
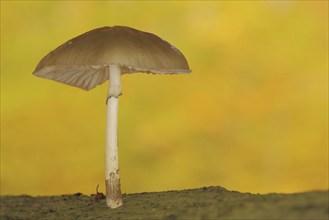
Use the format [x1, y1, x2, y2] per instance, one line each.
[105, 64, 123, 208]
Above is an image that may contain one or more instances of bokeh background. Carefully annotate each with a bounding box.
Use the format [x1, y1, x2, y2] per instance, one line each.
[1, 1, 328, 196]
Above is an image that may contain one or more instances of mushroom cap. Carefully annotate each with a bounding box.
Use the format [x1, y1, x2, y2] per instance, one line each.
[33, 26, 191, 90]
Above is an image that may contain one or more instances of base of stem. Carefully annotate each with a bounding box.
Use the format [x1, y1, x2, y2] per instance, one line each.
[105, 172, 123, 208]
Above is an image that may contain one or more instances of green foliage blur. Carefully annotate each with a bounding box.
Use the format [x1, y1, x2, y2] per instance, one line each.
[1, 1, 328, 196]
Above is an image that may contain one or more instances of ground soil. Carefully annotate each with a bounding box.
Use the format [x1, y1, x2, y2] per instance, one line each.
[1, 186, 328, 220]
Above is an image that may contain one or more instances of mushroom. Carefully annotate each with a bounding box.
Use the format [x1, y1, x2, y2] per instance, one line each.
[33, 26, 191, 208]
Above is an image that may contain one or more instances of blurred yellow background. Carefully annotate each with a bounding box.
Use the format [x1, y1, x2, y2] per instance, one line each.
[1, 1, 328, 196]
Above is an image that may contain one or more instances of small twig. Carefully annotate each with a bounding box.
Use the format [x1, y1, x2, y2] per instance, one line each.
[95, 184, 105, 202]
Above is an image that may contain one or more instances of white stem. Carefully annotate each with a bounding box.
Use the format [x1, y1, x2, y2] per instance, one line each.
[105, 64, 123, 208]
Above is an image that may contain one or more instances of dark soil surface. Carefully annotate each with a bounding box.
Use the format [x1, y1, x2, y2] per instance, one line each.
[1, 186, 328, 220]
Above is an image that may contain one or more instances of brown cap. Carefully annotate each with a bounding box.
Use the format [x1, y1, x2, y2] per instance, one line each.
[33, 26, 191, 90]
